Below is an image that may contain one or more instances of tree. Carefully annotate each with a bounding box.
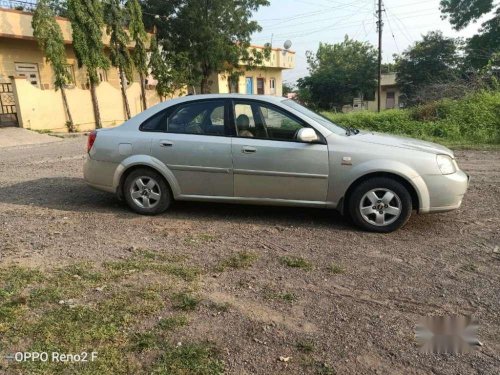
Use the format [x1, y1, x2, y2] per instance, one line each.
[297, 37, 378, 110]
[142, 0, 270, 93]
[126, 0, 149, 109]
[32, 0, 74, 131]
[67, 0, 110, 129]
[395, 31, 462, 104]
[104, 0, 133, 119]
[148, 34, 191, 99]
[440, 0, 500, 69]
[282, 82, 294, 97]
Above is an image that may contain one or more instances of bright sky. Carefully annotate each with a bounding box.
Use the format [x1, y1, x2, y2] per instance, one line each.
[251, 0, 487, 84]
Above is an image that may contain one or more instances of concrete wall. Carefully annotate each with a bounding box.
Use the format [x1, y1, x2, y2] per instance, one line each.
[11, 77, 162, 132]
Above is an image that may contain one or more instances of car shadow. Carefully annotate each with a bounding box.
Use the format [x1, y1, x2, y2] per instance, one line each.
[0, 177, 351, 229]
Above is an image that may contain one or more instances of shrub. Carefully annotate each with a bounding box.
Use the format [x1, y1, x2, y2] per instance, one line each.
[324, 90, 500, 145]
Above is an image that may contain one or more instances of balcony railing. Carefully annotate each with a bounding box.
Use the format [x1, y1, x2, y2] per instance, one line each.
[0, 0, 37, 12]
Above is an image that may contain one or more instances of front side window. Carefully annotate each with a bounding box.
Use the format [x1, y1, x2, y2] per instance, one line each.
[234, 101, 308, 141]
[167, 101, 226, 135]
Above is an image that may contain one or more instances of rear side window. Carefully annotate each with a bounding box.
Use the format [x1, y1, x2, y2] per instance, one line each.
[167, 101, 226, 136]
[140, 109, 171, 132]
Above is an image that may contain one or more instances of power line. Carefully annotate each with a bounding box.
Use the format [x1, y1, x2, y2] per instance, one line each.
[383, 2, 400, 54]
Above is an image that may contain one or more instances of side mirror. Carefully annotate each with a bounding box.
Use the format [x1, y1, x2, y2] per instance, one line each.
[297, 128, 319, 143]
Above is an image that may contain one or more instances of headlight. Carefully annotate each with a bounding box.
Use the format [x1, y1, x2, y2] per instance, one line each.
[436, 155, 456, 175]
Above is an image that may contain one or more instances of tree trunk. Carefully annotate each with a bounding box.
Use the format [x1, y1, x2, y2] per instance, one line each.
[60, 87, 74, 131]
[90, 81, 102, 129]
[119, 68, 131, 120]
[139, 72, 147, 111]
[200, 75, 210, 94]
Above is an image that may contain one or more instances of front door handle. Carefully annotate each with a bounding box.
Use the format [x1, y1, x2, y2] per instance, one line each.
[242, 146, 257, 154]
[160, 140, 173, 147]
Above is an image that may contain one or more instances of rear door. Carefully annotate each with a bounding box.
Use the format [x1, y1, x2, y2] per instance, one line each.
[230, 99, 329, 202]
[149, 99, 234, 197]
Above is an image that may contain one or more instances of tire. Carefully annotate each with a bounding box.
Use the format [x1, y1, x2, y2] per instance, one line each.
[123, 168, 171, 215]
[348, 177, 412, 233]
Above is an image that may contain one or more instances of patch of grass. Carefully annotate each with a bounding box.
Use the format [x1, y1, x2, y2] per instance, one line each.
[264, 289, 298, 303]
[327, 263, 345, 274]
[218, 251, 258, 271]
[296, 339, 315, 353]
[158, 315, 189, 330]
[172, 292, 200, 311]
[207, 301, 231, 312]
[104, 259, 200, 282]
[152, 342, 225, 375]
[280, 256, 313, 270]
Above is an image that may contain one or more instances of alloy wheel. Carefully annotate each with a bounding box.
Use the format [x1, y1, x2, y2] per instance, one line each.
[359, 188, 402, 227]
[130, 176, 161, 209]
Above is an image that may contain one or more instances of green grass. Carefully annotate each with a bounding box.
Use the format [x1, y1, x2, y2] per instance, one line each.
[327, 263, 345, 274]
[0, 259, 223, 374]
[323, 90, 500, 147]
[158, 315, 190, 330]
[152, 342, 225, 375]
[264, 289, 298, 303]
[217, 251, 258, 271]
[280, 256, 313, 270]
[172, 292, 200, 311]
[296, 339, 315, 353]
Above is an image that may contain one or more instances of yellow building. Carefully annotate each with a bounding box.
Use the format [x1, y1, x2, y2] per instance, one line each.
[206, 45, 295, 96]
[0, 6, 295, 130]
[352, 73, 403, 112]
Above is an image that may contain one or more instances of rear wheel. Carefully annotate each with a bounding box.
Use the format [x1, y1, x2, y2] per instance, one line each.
[348, 177, 412, 233]
[123, 169, 171, 215]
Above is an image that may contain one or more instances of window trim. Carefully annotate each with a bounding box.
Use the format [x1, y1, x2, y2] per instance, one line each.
[139, 99, 232, 137]
[230, 99, 326, 145]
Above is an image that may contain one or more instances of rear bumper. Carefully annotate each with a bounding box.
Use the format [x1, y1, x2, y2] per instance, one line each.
[83, 155, 118, 193]
[420, 170, 469, 213]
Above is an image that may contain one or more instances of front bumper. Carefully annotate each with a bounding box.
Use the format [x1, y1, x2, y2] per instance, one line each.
[420, 169, 470, 213]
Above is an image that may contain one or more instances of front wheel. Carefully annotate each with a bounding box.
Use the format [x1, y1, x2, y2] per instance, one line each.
[123, 168, 171, 215]
[348, 177, 412, 233]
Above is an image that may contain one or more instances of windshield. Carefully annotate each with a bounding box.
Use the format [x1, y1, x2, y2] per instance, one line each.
[282, 100, 347, 135]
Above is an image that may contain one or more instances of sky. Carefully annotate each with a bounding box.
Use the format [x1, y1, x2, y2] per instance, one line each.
[250, 0, 488, 84]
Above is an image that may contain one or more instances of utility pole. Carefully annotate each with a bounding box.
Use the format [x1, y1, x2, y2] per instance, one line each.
[377, 0, 383, 113]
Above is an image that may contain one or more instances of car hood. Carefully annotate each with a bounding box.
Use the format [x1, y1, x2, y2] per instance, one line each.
[354, 131, 454, 157]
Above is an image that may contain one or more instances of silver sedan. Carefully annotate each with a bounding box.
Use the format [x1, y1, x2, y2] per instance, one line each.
[83, 94, 469, 232]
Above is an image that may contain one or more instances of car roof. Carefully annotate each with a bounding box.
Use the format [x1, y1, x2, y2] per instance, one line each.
[162, 94, 287, 106]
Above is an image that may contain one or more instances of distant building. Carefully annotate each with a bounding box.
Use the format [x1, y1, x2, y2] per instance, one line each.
[204, 45, 295, 97]
[352, 73, 403, 112]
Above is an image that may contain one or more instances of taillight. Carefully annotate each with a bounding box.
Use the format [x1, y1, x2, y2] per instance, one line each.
[87, 130, 97, 153]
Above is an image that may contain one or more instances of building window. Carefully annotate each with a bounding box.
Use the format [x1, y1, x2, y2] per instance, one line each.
[98, 69, 108, 83]
[269, 78, 276, 95]
[64, 64, 76, 85]
[15, 63, 40, 88]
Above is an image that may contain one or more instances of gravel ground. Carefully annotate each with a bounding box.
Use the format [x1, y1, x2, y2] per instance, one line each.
[0, 138, 499, 374]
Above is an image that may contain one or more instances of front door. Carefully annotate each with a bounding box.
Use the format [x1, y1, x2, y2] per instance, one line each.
[231, 100, 329, 202]
[150, 99, 233, 197]
[245, 77, 253, 94]
[256, 78, 265, 95]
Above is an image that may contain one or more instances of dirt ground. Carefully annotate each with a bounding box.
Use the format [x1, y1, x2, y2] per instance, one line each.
[0, 138, 499, 374]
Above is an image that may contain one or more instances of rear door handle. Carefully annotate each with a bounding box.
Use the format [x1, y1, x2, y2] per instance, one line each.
[160, 140, 173, 147]
[242, 146, 257, 154]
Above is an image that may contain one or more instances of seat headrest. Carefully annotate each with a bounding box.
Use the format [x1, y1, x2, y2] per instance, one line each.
[236, 114, 250, 130]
